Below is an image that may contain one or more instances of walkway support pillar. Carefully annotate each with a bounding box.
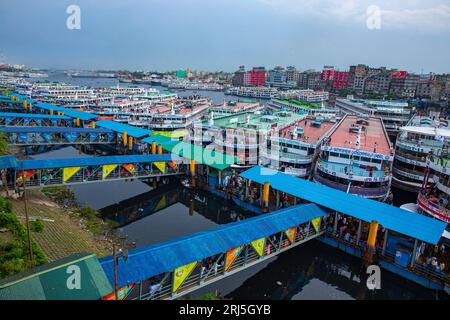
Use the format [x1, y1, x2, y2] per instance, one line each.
[367, 221, 379, 248]
[123, 131, 128, 146]
[49, 109, 54, 115]
[91, 121, 95, 128]
[76, 117, 80, 127]
[22, 99, 27, 108]
[190, 160, 196, 188]
[128, 136, 133, 149]
[151, 141, 156, 154]
[157, 144, 163, 154]
[263, 182, 270, 212]
[364, 220, 379, 265]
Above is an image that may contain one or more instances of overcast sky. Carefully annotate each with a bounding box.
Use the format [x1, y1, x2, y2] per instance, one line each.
[0, 0, 449, 73]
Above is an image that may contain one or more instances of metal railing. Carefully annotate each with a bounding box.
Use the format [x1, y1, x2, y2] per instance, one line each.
[137, 225, 325, 300]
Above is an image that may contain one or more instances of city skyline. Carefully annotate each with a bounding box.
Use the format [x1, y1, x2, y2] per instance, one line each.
[0, 0, 449, 73]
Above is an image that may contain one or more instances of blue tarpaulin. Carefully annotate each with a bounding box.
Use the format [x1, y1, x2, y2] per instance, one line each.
[239, 166, 447, 244]
[0, 155, 17, 169]
[99, 203, 326, 288]
[96, 120, 152, 138]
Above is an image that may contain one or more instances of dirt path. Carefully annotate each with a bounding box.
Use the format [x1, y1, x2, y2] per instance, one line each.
[9, 189, 112, 262]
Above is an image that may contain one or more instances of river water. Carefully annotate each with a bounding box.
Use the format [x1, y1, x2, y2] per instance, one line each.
[25, 72, 446, 300]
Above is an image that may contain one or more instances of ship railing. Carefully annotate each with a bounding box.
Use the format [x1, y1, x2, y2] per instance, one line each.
[318, 161, 388, 178]
[392, 164, 425, 177]
[395, 150, 428, 162]
[137, 225, 325, 300]
[313, 175, 389, 197]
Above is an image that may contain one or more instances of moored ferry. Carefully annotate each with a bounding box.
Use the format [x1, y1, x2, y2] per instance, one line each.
[261, 116, 338, 178]
[335, 97, 412, 138]
[225, 86, 279, 99]
[418, 148, 450, 223]
[313, 114, 394, 199]
[267, 98, 337, 118]
[392, 115, 449, 193]
[196, 110, 304, 169]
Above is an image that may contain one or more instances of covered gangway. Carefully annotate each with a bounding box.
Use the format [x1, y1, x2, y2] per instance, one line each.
[100, 203, 327, 299]
[240, 166, 447, 245]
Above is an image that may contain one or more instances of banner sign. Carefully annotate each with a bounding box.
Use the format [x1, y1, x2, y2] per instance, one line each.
[16, 170, 37, 186]
[103, 284, 134, 300]
[284, 227, 296, 243]
[63, 167, 81, 182]
[102, 164, 118, 179]
[251, 238, 265, 257]
[168, 161, 178, 170]
[123, 163, 136, 174]
[153, 162, 166, 174]
[225, 245, 244, 271]
[311, 217, 321, 233]
[173, 261, 197, 292]
[322, 146, 392, 161]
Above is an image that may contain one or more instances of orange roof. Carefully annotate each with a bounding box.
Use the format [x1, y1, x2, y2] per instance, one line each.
[278, 118, 335, 144]
[329, 115, 391, 155]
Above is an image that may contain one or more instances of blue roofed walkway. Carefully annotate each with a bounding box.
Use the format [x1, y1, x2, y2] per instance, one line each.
[0, 126, 116, 146]
[7, 154, 185, 189]
[99, 203, 326, 299]
[239, 166, 447, 245]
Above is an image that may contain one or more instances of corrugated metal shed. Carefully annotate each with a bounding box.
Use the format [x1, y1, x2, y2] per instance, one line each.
[240, 166, 447, 244]
[17, 154, 180, 170]
[0, 253, 112, 300]
[96, 120, 152, 138]
[99, 203, 326, 288]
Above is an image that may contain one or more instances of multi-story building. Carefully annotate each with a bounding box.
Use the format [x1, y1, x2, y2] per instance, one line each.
[232, 66, 266, 87]
[363, 71, 392, 96]
[266, 66, 297, 89]
[286, 66, 300, 84]
[389, 72, 420, 98]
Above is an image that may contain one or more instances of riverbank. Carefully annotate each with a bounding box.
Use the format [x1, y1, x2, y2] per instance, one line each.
[7, 188, 114, 262]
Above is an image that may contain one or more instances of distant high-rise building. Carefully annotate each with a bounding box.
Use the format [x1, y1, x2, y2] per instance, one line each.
[266, 66, 297, 88]
[232, 66, 266, 87]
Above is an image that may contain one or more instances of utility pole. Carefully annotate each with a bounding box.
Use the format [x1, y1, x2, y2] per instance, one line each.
[113, 242, 118, 300]
[21, 162, 34, 267]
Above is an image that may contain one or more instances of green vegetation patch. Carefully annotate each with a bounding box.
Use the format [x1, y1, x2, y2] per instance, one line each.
[0, 196, 47, 279]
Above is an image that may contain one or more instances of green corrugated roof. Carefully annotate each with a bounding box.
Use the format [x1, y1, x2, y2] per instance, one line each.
[0, 253, 112, 300]
[142, 135, 238, 170]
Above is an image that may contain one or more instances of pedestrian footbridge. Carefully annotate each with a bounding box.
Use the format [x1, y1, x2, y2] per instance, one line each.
[0, 126, 117, 146]
[99, 203, 327, 300]
[0, 154, 184, 189]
